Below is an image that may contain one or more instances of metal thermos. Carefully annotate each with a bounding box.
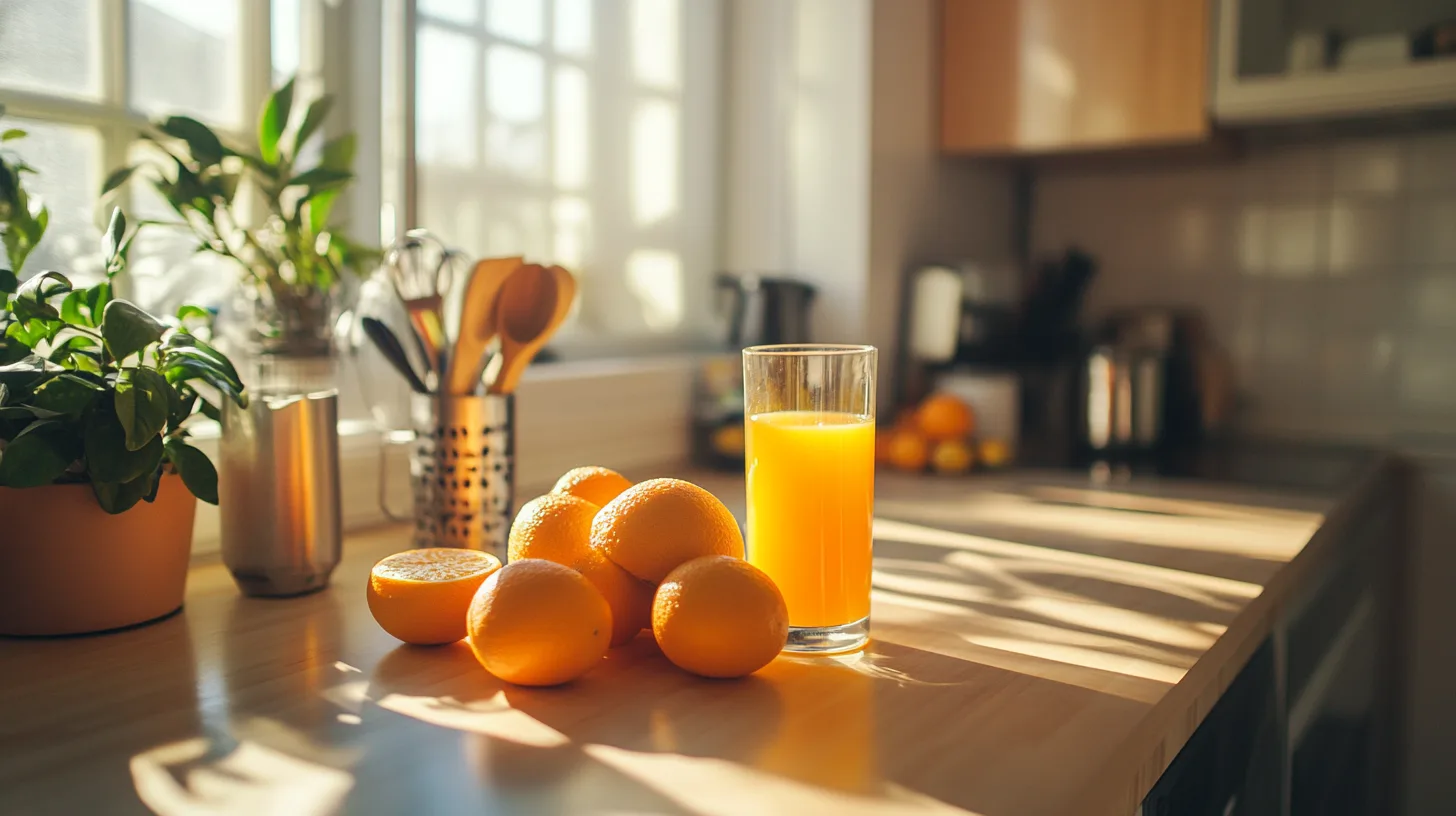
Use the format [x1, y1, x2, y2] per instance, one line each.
[220, 390, 342, 596]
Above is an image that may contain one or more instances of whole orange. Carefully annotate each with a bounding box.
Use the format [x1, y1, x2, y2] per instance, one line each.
[467, 559, 611, 686]
[572, 548, 656, 647]
[507, 493, 598, 564]
[930, 439, 975, 475]
[652, 556, 788, 678]
[552, 466, 634, 508]
[367, 548, 502, 645]
[590, 478, 745, 583]
[915, 393, 975, 441]
[884, 430, 930, 472]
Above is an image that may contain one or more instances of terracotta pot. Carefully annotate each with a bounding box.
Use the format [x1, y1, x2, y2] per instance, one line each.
[0, 474, 198, 636]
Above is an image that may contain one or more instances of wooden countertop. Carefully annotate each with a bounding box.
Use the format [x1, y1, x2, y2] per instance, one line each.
[0, 465, 1383, 816]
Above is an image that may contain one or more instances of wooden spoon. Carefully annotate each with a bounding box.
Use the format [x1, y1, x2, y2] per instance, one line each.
[444, 255, 522, 395]
[487, 264, 576, 395]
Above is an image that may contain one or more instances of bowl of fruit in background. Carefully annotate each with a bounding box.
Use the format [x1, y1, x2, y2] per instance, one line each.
[877, 392, 1014, 477]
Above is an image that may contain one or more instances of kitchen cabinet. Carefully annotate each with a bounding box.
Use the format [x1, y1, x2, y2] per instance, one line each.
[1141, 467, 1404, 816]
[1214, 0, 1456, 123]
[940, 0, 1212, 154]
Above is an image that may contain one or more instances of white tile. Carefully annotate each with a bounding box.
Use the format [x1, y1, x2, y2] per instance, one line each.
[1322, 277, 1401, 331]
[1242, 144, 1328, 198]
[1237, 204, 1269, 274]
[1399, 334, 1456, 411]
[1166, 204, 1235, 273]
[1404, 130, 1456, 192]
[1409, 275, 1456, 330]
[1329, 139, 1404, 195]
[1327, 198, 1403, 274]
[1266, 204, 1324, 276]
[1404, 196, 1456, 265]
[1319, 331, 1397, 412]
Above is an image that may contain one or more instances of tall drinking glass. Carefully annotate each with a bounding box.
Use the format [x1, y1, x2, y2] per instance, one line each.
[743, 344, 876, 653]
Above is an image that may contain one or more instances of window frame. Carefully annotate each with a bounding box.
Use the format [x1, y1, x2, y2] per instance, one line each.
[403, 0, 724, 359]
[0, 0, 277, 271]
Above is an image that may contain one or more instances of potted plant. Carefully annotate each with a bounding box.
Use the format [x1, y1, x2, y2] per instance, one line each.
[101, 76, 378, 359]
[0, 207, 248, 636]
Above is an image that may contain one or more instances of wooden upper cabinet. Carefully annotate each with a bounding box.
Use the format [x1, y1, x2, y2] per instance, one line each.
[940, 0, 1212, 154]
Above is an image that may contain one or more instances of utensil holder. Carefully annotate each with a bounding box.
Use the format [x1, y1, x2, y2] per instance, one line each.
[385, 393, 514, 558]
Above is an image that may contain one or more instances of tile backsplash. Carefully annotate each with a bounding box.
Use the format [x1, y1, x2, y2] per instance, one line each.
[1032, 131, 1456, 442]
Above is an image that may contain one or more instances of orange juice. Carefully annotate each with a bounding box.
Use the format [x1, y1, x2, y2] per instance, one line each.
[745, 411, 874, 628]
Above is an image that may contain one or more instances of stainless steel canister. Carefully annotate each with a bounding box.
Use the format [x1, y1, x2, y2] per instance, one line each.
[220, 390, 342, 596]
[404, 393, 514, 558]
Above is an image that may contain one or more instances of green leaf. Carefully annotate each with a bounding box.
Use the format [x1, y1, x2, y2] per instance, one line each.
[158, 116, 226, 166]
[0, 355, 61, 389]
[175, 304, 211, 323]
[258, 76, 296, 165]
[29, 373, 102, 419]
[168, 386, 197, 427]
[114, 368, 170, 450]
[84, 281, 113, 318]
[101, 300, 164, 362]
[0, 268, 16, 295]
[162, 332, 243, 394]
[92, 472, 154, 515]
[1, 129, 25, 142]
[13, 271, 72, 322]
[103, 208, 126, 263]
[320, 132, 357, 172]
[47, 333, 99, 363]
[305, 189, 339, 236]
[198, 398, 222, 422]
[164, 437, 219, 504]
[0, 424, 71, 488]
[60, 290, 88, 326]
[283, 167, 352, 193]
[291, 94, 335, 159]
[84, 404, 164, 484]
[101, 165, 137, 195]
[163, 357, 245, 406]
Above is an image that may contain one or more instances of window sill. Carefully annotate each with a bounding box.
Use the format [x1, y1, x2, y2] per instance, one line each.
[188, 352, 726, 555]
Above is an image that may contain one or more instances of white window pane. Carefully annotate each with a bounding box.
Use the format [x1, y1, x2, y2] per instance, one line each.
[551, 196, 591, 271]
[130, 0, 242, 127]
[625, 249, 683, 332]
[272, 0, 302, 86]
[553, 0, 593, 56]
[553, 65, 590, 190]
[0, 0, 99, 99]
[2, 119, 103, 280]
[420, 0, 479, 26]
[631, 99, 678, 225]
[630, 0, 679, 89]
[486, 0, 543, 44]
[416, 25, 479, 167]
[485, 45, 545, 178]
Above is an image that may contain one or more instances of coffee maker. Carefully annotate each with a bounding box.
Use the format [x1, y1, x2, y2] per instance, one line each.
[692, 273, 817, 469]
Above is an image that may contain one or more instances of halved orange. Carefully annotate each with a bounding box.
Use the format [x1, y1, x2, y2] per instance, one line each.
[367, 548, 502, 645]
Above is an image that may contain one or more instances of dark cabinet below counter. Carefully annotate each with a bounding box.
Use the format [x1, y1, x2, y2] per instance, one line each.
[1143, 470, 1404, 816]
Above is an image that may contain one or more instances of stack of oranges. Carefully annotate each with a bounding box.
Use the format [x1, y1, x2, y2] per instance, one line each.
[366, 467, 788, 687]
[877, 392, 1012, 475]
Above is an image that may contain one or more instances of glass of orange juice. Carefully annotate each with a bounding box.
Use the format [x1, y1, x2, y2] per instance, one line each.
[743, 344, 876, 653]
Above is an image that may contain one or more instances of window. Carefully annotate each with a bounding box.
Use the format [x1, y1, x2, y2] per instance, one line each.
[409, 0, 723, 353]
[0, 0, 296, 311]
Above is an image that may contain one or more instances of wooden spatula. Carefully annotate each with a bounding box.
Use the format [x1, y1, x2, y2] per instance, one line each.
[487, 264, 576, 395]
[444, 255, 522, 395]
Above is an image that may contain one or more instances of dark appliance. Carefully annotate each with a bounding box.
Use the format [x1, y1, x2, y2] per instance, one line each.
[716, 273, 815, 349]
[1075, 308, 1231, 463]
[692, 274, 817, 471]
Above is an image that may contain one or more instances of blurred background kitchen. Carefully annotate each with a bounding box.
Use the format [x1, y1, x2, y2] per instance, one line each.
[2, 0, 1456, 811]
